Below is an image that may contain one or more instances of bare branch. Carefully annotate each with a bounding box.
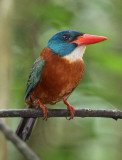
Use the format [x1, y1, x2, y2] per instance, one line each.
[0, 108, 122, 120]
[0, 119, 40, 160]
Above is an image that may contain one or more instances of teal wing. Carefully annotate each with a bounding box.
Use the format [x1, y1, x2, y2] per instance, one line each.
[24, 57, 45, 100]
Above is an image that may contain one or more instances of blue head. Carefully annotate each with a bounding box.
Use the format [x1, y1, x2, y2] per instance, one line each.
[46, 30, 84, 56]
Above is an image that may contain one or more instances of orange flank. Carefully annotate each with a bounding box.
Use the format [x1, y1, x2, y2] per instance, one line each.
[26, 48, 85, 106]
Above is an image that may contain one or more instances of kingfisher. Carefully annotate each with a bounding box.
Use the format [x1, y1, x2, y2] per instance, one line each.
[16, 30, 107, 141]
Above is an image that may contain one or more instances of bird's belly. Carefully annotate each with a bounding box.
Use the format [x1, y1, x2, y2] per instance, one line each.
[30, 58, 84, 105]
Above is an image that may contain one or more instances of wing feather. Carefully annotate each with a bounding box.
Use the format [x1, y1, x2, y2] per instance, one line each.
[24, 57, 45, 100]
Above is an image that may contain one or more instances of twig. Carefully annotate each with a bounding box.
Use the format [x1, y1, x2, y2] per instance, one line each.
[0, 119, 40, 160]
[0, 108, 122, 120]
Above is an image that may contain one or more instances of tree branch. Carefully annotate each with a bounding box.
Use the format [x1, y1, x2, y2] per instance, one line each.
[0, 108, 122, 120]
[0, 119, 40, 160]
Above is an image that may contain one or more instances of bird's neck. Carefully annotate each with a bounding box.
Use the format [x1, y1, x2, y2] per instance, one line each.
[40, 46, 86, 63]
[63, 45, 86, 63]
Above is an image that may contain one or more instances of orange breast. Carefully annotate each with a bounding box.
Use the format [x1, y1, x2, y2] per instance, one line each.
[28, 48, 85, 105]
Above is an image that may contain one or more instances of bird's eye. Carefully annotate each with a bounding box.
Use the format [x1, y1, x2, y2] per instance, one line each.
[62, 35, 72, 42]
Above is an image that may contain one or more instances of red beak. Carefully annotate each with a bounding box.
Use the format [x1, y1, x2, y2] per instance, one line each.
[72, 34, 108, 45]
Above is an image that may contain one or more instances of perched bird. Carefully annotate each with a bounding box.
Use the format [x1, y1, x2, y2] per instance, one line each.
[16, 30, 107, 141]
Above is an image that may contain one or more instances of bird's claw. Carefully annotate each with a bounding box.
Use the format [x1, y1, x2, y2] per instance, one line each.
[38, 99, 48, 120]
[43, 107, 48, 121]
[66, 106, 75, 120]
[64, 100, 75, 120]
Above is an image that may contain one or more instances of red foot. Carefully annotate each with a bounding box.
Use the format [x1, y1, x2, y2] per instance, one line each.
[38, 100, 48, 120]
[64, 100, 75, 120]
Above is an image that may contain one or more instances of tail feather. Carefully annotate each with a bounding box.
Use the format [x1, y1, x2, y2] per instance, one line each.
[16, 105, 37, 141]
[16, 117, 37, 141]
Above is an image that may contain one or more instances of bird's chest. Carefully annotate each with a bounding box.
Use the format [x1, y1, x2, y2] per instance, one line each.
[31, 53, 85, 104]
[43, 59, 84, 89]
[39, 55, 84, 99]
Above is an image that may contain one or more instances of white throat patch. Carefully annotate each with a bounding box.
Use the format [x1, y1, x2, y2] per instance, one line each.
[64, 45, 86, 62]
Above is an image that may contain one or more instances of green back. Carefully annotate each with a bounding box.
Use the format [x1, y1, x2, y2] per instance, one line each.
[24, 57, 45, 100]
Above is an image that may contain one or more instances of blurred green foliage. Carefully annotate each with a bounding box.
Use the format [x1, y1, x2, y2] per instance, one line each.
[4, 0, 122, 160]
